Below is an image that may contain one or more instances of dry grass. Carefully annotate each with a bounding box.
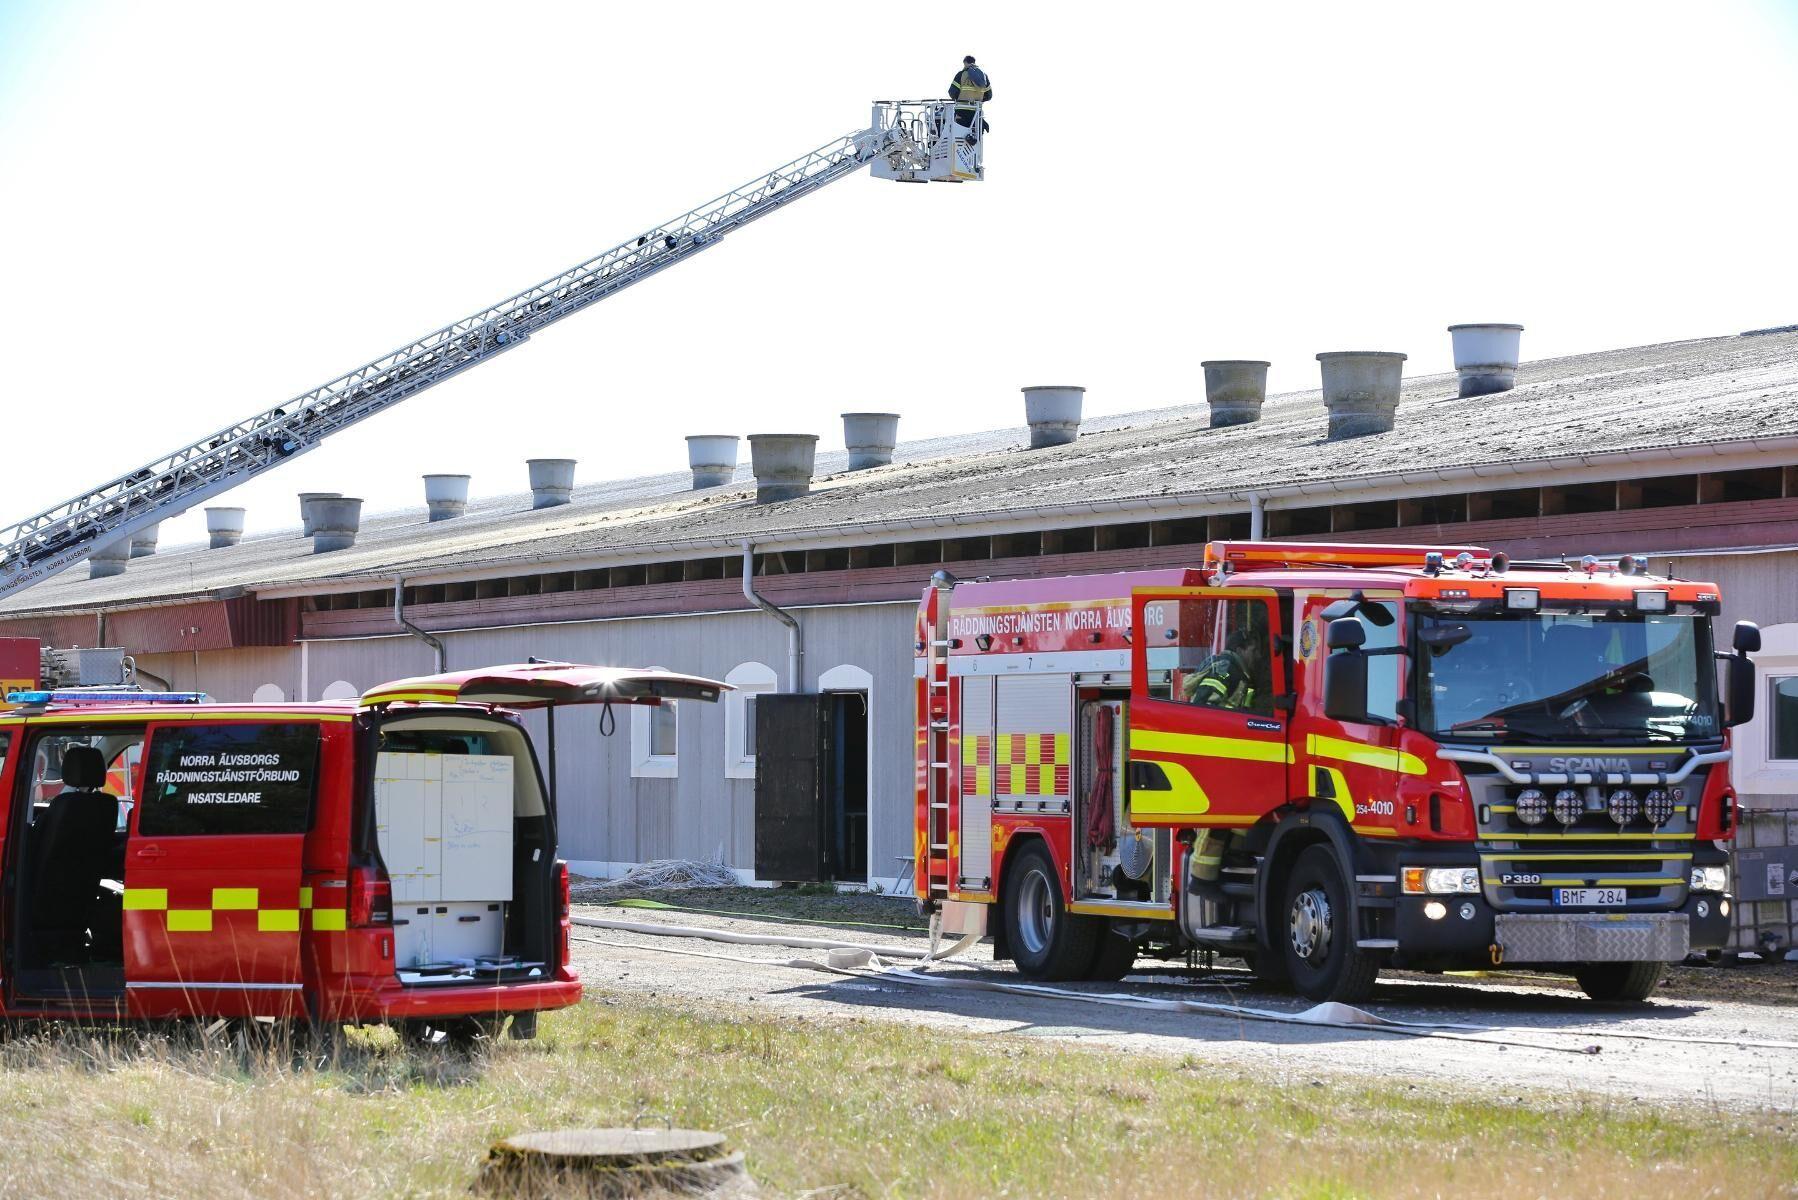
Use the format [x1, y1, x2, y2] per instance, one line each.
[0, 995, 1792, 1200]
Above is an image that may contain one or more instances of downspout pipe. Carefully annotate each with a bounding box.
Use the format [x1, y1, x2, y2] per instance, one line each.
[394, 576, 447, 673]
[124, 656, 173, 693]
[1249, 493, 1266, 541]
[743, 540, 803, 691]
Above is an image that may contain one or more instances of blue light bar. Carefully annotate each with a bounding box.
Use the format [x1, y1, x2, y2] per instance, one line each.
[4, 689, 212, 706]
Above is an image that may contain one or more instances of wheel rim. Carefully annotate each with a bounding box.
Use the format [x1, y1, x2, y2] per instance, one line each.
[1017, 867, 1055, 956]
[1288, 887, 1333, 964]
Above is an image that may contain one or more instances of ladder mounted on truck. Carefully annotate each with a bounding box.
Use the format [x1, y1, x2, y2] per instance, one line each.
[919, 570, 957, 900]
[0, 98, 985, 602]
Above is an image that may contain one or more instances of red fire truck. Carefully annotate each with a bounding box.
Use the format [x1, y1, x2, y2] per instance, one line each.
[0, 662, 724, 1039]
[914, 543, 1755, 1003]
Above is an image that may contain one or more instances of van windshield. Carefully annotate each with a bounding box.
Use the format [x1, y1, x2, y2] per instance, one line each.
[1414, 608, 1720, 744]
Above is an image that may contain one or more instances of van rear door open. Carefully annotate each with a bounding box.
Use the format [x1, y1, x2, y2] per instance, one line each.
[361, 663, 727, 709]
[123, 720, 319, 1019]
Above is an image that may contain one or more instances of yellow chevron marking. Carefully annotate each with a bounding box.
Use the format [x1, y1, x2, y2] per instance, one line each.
[1128, 760, 1211, 817]
[1306, 734, 1427, 776]
[1129, 729, 1292, 764]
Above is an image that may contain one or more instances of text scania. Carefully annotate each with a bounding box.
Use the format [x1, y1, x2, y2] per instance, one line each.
[1546, 757, 1634, 773]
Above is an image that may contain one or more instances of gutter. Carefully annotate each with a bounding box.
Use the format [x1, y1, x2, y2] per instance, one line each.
[743, 540, 802, 691]
[393, 575, 446, 672]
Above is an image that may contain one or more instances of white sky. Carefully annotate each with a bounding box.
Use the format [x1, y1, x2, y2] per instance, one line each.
[3, 2, 1796, 548]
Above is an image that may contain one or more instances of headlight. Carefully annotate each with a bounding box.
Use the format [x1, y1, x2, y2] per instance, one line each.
[1429, 867, 1481, 894]
[1643, 788, 1675, 825]
[1607, 788, 1640, 825]
[1691, 866, 1728, 893]
[1403, 867, 1480, 894]
[1552, 788, 1583, 826]
[1515, 788, 1547, 825]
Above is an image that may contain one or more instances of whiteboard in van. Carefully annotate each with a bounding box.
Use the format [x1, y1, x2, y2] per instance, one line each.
[374, 751, 513, 905]
[440, 755, 513, 901]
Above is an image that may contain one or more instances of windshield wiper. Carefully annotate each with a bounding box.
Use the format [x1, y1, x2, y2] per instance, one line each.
[1555, 723, 1688, 743]
[1441, 717, 1565, 741]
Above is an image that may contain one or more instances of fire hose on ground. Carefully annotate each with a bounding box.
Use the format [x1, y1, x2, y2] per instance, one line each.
[571, 913, 1798, 1055]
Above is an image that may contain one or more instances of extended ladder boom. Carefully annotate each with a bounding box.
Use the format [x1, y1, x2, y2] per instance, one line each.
[0, 99, 979, 601]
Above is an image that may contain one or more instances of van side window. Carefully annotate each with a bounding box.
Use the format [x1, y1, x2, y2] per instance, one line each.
[139, 724, 320, 836]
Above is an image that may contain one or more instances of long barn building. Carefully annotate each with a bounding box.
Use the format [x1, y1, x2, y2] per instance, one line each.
[4, 329, 1798, 951]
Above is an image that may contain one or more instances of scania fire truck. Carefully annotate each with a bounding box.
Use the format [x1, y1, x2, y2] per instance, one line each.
[913, 542, 1756, 1003]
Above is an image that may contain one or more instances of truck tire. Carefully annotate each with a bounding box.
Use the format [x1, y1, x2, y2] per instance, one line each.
[1244, 950, 1292, 991]
[1003, 841, 1099, 980]
[1087, 924, 1139, 981]
[1574, 961, 1665, 1003]
[1280, 845, 1379, 1003]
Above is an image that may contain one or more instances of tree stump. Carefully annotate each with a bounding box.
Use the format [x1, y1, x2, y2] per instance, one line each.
[478, 1128, 757, 1198]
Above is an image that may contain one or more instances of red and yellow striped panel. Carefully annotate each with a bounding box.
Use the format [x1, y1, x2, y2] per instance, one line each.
[960, 733, 1069, 798]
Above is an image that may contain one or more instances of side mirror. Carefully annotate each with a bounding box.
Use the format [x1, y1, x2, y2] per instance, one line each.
[1725, 654, 1756, 728]
[1323, 648, 1371, 724]
[1321, 592, 1393, 627]
[1734, 620, 1762, 655]
[1325, 617, 1366, 650]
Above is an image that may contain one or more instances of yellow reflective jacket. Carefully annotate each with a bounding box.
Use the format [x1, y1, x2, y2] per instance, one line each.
[951, 67, 991, 107]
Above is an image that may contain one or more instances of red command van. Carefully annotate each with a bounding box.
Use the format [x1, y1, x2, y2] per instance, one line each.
[0, 662, 725, 1039]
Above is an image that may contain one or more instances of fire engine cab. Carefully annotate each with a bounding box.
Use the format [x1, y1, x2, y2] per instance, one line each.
[914, 543, 1755, 1003]
[0, 662, 725, 1040]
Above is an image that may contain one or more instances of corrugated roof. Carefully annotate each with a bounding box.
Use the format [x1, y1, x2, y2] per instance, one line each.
[6, 330, 1797, 617]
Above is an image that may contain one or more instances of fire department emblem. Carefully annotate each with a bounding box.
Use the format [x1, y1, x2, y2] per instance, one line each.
[1298, 620, 1318, 660]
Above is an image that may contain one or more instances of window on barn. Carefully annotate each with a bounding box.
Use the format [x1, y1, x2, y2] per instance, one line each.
[724, 662, 778, 780]
[631, 665, 680, 779]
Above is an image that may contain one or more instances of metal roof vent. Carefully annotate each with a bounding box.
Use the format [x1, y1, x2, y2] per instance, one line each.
[309, 497, 363, 553]
[685, 435, 740, 489]
[88, 537, 131, 579]
[747, 434, 818, 503]
[527, 459, 576, 510]
[1022, 386, 1084, 448]
[298, 492, 341, 537]
[841, 413, 899, 470]
[1201, 360, 1270, 428]
[1448, 323, 1524, 397]
[129, 522, 160, 558]
[1317, 351, 1407, 438]
[423, 474, 470, 521]
[205, 506, 246, 549]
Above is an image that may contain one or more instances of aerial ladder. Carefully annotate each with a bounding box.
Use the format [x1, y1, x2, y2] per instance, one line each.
[0, 98, 984, 602]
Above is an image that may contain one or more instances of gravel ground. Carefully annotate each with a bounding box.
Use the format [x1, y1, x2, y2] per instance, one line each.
[572, 895, 1798, 1113]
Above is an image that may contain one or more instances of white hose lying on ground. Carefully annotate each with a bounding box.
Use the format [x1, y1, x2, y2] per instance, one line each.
[570, 915, 1574, 1047]
[574, 915, 1798, 1053]
[573, 915, 982, 962]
